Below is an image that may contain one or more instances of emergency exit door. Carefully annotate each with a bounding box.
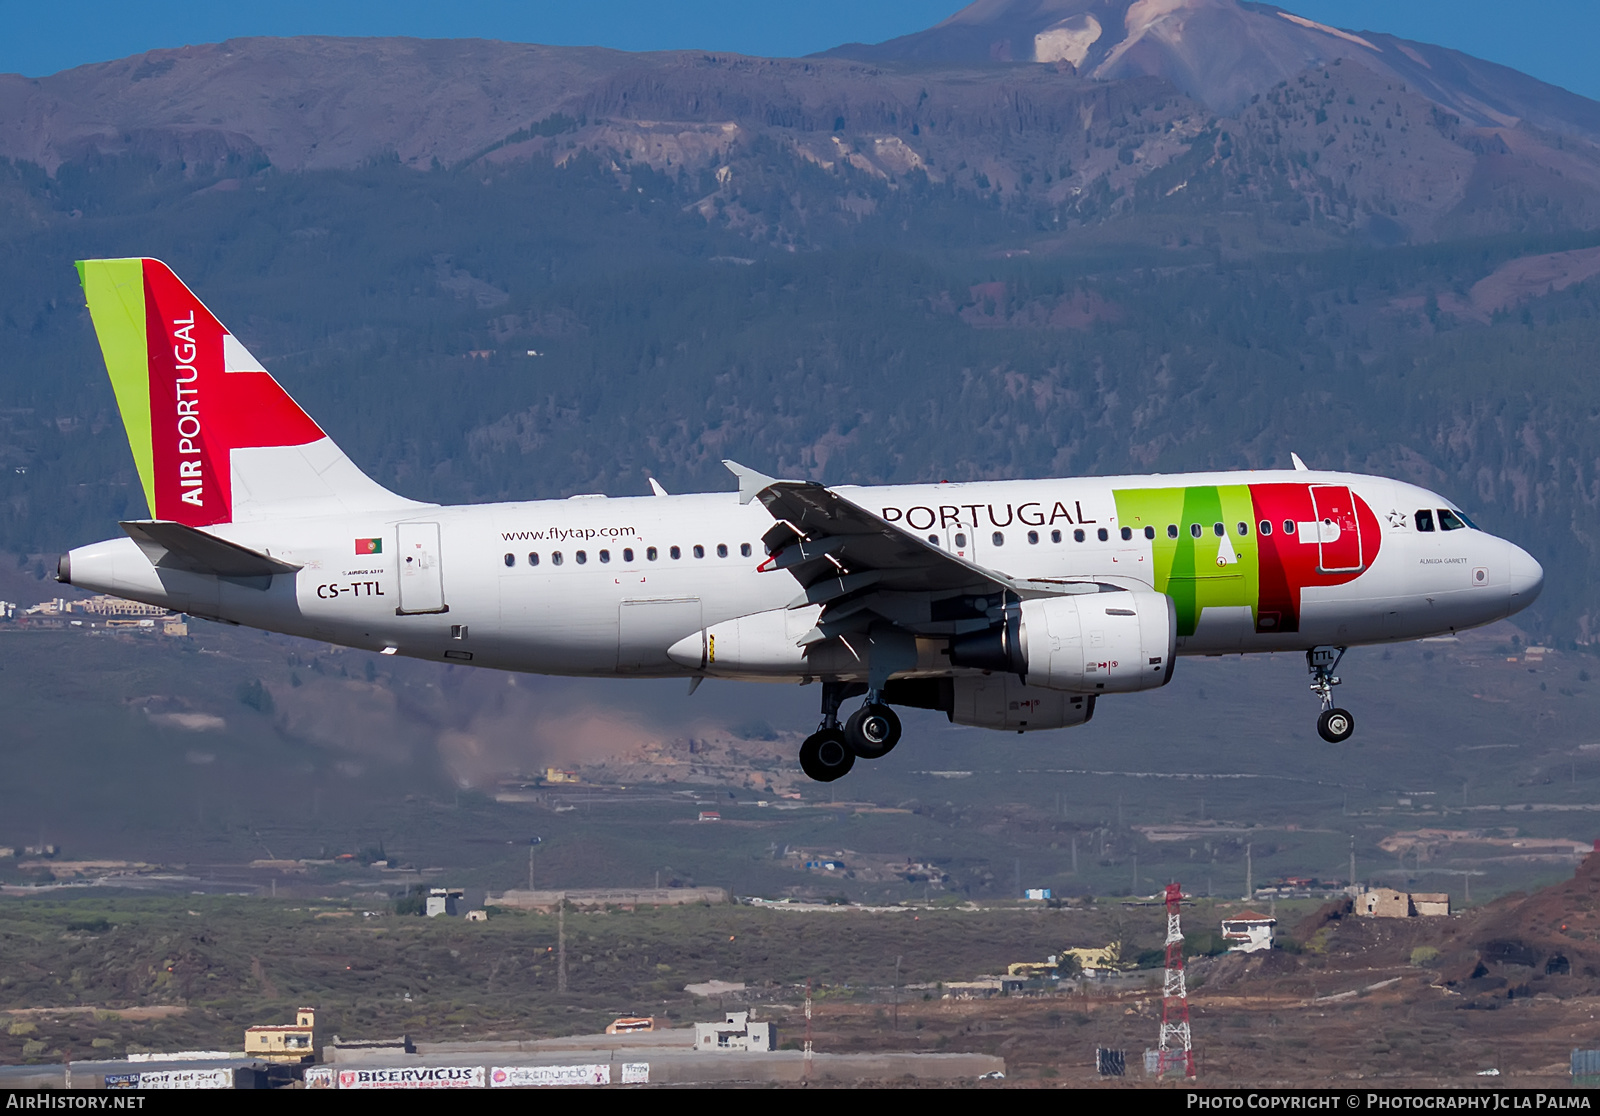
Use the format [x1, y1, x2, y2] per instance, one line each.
[396, 522, 449, 614]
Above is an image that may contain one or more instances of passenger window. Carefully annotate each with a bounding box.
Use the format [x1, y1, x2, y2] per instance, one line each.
[528, 552, 540, 566]
[575, 550, 587, 564]
[1237, 522, 1248, 536]
[1258, 520, 1272, 536]
[740, 543, 752, 557]
[503, 553, 514, 568]
[599, 549, 610, 563]
[669, 546, 681, 560]
[1120, 527, 1132, 541]
[622, 548, 633, 563]
[1167, 524, 1179, 539]
[928, 534, 939, 545]
[955, 533, 967, 548]
[1027, 530, 1039, 545]
[647, 547, 658, 561]
[1415, 509, 1434, 532]
[1438, 509, 1466, 531]
[552, 552, 564, 566]
[1073, 529, 1085, 542]
[1051, 529, 1062, 543]
[992, 532, 1005, 546]
[716, 543, 728, 558]
[1190, 523, 1203, 539]
[1213, 522, 1224, 537]
[1096, 528, 1109, 542]
[1144, 526, 1155, 540]
[693, 545, 704, 558]
[1283, 520, 1296, 534]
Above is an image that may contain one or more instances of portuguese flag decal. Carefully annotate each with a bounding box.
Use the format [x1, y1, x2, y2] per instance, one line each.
[356, 538, 383, 555]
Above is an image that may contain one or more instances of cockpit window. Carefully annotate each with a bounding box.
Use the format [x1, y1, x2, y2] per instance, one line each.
[1438, 509, 1467, 531]
[1415, 509, 1435, 532]
[1454, 509, 1479, 529]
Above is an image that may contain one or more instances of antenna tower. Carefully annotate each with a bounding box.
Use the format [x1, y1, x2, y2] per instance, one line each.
[1156, 881, 1196, 1079]
[803, 979, 814, 1082]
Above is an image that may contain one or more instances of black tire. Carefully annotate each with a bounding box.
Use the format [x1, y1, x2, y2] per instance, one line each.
[1317, 707, 1354, 743]
[845, 703, 902, 760]
[798, 728, 855, 782]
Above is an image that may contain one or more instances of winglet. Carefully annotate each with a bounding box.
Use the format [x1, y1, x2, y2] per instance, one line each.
[722, 459, 778, 505]
[1290, 452, 1310, 472]
[648, 477, 669, 497]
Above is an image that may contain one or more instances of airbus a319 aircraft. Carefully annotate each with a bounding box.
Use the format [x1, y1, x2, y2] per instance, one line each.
[60, 259, 1544, 781]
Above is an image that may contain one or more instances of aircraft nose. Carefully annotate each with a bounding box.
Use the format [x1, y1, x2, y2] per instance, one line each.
[1505, 542, 1543, 614]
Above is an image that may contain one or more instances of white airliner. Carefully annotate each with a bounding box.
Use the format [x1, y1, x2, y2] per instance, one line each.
[60, 260, 1544, 781]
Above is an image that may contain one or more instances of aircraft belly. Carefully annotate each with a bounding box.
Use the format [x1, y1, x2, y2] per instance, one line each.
[1179, 605, 1255, 652]
[494, 575, 619, 673]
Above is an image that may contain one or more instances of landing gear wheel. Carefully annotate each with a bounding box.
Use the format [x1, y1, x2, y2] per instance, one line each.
[845, 703, 902, 760]
[799, 728, 855, 782]
[1317, 707, 1355, 743]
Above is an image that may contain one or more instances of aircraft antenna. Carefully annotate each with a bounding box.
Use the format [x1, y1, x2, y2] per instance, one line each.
[1156, 882, 1196, 1079]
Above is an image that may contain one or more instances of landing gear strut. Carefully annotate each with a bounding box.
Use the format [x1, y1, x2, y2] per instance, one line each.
[1308, 646, 1355, 743]
[799, 681, 858, 782]
[798, 682, 906, 780]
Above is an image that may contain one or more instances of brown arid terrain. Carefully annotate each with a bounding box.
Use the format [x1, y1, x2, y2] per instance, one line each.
[787, 863, 1600, 1086]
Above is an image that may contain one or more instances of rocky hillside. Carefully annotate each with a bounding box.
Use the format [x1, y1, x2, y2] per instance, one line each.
[3, 18, 1600, 245]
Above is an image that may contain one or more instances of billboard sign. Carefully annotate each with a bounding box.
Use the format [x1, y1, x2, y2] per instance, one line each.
[336, 1066, 485, 1089]
[137, 1068, 233, 1089]
[489, 1064, 611, 1087]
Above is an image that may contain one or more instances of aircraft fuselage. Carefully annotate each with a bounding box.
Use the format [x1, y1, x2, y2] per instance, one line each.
[62, 468, 1543, 683]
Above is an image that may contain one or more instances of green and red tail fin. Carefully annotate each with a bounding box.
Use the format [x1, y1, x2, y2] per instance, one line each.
[77, 258, 418, 526]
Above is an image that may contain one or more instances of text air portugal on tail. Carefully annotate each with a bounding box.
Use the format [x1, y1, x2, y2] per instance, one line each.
[77, 258, 412, 526]
[61, 259, 1544, 783]
[61, 259, 424, 619]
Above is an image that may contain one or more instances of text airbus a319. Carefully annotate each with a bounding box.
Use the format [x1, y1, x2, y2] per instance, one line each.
[59, 260, 1544, 781]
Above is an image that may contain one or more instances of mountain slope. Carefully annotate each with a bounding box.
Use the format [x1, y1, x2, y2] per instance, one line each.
[822, 0, 1600, 143]
[5, 33, 1600, 248]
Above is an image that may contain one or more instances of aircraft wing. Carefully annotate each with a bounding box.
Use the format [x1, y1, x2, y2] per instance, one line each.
[726, 461, 1115, 643]
[751, 478, 1005, 598]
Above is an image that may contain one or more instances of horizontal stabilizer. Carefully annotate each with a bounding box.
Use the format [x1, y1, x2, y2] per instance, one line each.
[122, 520, 301, 578]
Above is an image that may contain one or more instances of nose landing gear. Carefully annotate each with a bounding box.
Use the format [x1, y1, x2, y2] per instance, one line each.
[1308, 646, 1355, 743]
[797, 682, 904, 781]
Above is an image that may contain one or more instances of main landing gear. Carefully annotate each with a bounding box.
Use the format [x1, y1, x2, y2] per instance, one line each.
[1308, 646, 1355, 743]
[798, 681, 904, 782]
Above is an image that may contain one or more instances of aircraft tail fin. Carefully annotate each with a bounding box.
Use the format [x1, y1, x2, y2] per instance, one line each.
[76, 258, 422, 526]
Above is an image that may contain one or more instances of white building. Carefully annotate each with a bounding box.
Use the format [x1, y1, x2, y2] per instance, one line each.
[425, 888, 462, 917]
[694, 1011, 775, 1052]
[1220, 910, 1276, 953]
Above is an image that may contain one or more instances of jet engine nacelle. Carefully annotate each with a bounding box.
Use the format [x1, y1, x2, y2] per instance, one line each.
[949, 675, 1095, 732]
[950, 590, 1177, 694]
[1023, 590, 1177, 693]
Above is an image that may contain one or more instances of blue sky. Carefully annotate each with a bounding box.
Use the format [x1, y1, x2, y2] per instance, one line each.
[4, 1, 1597, 101]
